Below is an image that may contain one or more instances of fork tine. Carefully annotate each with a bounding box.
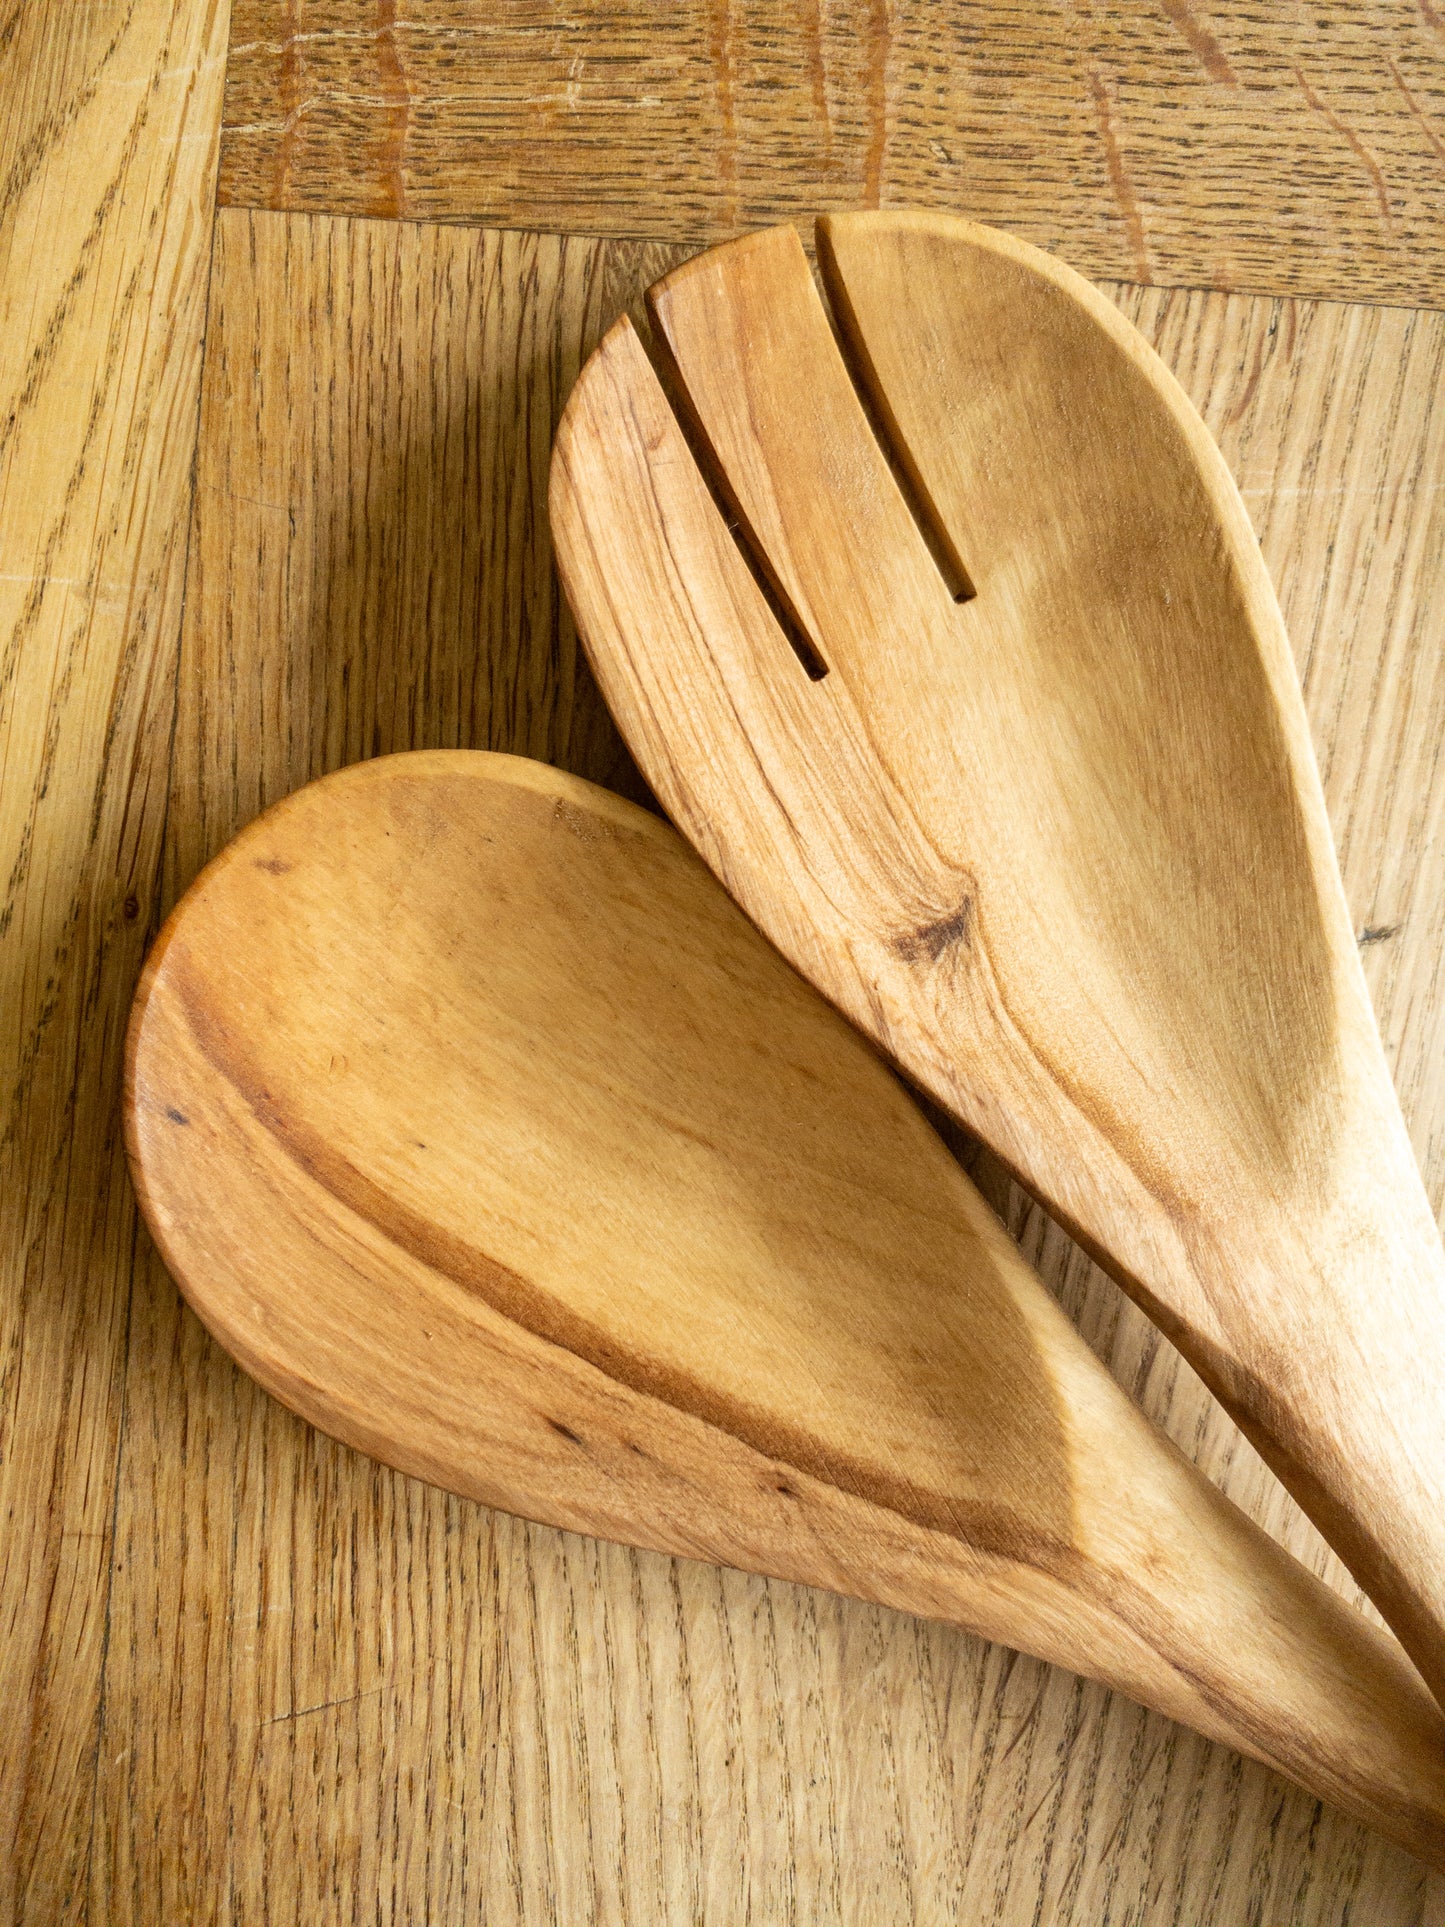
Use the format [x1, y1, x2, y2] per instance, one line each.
[648, 225, 961, 683]
[551, 308, 967, 986]
[551, 312, 829, 894]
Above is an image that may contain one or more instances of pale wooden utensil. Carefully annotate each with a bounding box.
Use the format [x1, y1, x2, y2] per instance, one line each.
[549, 211, 1445, 1712]
[125, 751, 1445, 1864]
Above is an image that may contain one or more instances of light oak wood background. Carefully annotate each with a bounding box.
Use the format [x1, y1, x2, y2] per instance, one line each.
[3, 3, 1444, 1921]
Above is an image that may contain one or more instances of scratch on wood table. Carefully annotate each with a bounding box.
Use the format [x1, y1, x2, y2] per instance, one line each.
[218, 0, 1445, 307]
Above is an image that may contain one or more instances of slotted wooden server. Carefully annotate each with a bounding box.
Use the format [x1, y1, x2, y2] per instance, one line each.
[549, 212, 1445, 1711]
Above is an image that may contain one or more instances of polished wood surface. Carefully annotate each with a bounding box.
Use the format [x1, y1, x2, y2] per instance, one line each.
[4, 1, 1445, 1917]
[553, 211, 1445, 1710]
[125, 746, 1445, 1868]
[218, 0, 1445, 307]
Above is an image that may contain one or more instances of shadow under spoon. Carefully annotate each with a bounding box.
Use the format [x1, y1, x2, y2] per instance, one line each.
[126, 750, 1445, 1867]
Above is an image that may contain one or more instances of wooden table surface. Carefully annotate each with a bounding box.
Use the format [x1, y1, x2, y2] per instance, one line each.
[3, 4, 1444, 1921]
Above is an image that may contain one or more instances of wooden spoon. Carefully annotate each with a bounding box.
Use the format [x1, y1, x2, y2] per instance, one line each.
[126, 750, 1445, 1864]
[549, 212, 1445, 1711]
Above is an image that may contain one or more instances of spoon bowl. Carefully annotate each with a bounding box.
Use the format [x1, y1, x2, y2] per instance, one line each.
[127, 750, 1445, 1866]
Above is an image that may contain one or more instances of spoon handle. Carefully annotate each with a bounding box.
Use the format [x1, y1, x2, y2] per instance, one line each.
[1182, 1131, 1445, 1716]
[1048, 1348, 1445, 1870]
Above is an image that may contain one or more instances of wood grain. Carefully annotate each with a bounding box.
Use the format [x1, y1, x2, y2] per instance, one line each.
[553, 212, 1445, 1707]
[218, 0, 1445, 309]
[124, 746, 1445, 1866]
[87, 205, 1445, 1921]
[0, 2, 229, 1920]
[8, 0, 1445, 1909]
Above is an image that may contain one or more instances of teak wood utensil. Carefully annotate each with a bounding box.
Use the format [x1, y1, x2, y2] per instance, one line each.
[125, 751, 1445, 1864]
[549, 211, 1445, 1711]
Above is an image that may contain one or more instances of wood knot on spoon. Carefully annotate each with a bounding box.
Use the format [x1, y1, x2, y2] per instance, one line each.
[892, 893, 974, 965]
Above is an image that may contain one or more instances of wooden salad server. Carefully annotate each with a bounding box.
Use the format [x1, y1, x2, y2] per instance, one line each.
[549, 212, 1445, 1711]
[125, 751, 1445, 1863]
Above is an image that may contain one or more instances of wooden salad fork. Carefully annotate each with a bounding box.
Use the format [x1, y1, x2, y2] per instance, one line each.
[126, 752, 1445, 1864]
[549, 211, 1445, 1709]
